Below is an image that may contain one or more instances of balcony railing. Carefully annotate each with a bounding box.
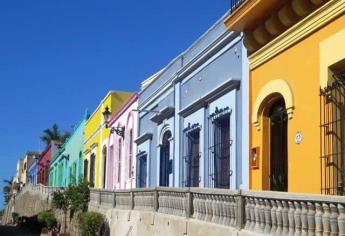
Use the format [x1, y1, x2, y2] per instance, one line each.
[90, 187, 345, 235]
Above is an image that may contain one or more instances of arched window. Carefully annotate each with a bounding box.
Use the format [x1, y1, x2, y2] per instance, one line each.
[117, 139, 122, 184]
[90, 154, 96, 187]
[160, 130, 172, 187]
[128, 129, 133, 178]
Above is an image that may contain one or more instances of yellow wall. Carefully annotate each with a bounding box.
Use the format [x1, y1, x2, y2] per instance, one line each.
[83, 91, 133, 188]
[249, 13, 345, 194]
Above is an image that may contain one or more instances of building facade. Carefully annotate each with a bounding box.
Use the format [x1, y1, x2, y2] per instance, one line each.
[50, 112, 88, 187]
[37, 141, 59, 186]
[83, 91, 133, 188]
[136, 13, 249, 190]
[225, 0, 345, 194]
[28, 158, 38, 185]
[105, 94, 138, 190]
[21, 152, 39, 185]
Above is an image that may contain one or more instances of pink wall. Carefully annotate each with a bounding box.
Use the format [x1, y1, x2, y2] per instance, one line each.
[105, 94, 138, 190]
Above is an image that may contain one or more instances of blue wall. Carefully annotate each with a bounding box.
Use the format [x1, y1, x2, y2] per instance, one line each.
[137, 12, 249, 189]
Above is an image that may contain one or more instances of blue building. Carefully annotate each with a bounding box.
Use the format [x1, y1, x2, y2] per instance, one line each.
[136, 12, 249, 190]
[28, 156, 39, 185]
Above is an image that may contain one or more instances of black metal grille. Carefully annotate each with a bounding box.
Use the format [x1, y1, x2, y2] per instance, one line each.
[183, 126, 201, 187]
[230, 0, 246, 13]
[137, 153, 147, 188]
[208, 113, 232, 189]
[320, 72, 345, 195]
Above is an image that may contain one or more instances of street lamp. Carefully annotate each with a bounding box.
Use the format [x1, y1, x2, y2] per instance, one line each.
[102, 106, 125, 138]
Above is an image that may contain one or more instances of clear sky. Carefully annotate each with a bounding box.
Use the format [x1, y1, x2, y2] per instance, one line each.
[0, 0, 229, 208]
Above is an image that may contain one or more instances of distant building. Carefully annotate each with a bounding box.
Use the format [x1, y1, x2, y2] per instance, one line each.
[105, 94, 138, 190]
[12, 159, 23, 192]
[49, 112, 88, 187]
[21, 151, 39, 185]
[28, 157, 38, 185]
[37, 141, 59, 186]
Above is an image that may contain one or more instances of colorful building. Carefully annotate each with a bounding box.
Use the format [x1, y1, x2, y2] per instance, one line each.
[225, 0, 345, 194]
[105, 93, 138, 190]
[37, 141, 59, 186]
[21, 152, 39, 185]
[28, 157, 38, 185]
[136, 12, 250, 189]
[83, 91, 133, 188]
[49, 112, 88, 187]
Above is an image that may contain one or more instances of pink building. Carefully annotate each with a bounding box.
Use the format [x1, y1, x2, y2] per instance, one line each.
[105, 94, 138, 190]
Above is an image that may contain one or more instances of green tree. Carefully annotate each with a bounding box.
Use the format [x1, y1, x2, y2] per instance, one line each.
[51, 190, 69, 233]
[51, 180, 90, 233]
[78, 212, 104, 236]
[40, 124, 70, 145]
[38, 210, 57, 230]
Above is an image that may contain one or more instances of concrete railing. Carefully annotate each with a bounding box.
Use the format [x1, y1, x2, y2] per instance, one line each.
[90, 187, 345, 234]
[242, 190, 345, 235]
[18, 183, 62, 197]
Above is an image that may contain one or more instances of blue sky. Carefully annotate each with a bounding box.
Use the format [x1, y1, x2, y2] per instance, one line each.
[0, 0, 229, 208]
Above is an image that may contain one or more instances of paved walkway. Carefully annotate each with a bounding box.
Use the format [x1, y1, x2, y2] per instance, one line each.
[0, 225, 39, 236]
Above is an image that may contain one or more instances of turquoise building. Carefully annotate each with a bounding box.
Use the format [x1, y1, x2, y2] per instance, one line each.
[49, 112, 88, 187]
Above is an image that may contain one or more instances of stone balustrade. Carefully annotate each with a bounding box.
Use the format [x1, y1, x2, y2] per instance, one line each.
[133, 188, 155, 211]
[190, 188, 241, 227]
[157, 187, 189, 217]
[18, 183, 61, 198]
[242, 190, 345, 236]
[88, 188, 345, 235]
[115, 190, 132, 210]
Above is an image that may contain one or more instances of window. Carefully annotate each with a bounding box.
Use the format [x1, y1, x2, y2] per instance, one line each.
[102, 146, 107, 188]
[117, 139, 122, 183]
[208, 107, 232, 189]
[321, 70, 345, 195]
[183, 126, 201, 187]
[90, 154, 96, 187]
[129, 129, 133, 178]
[138, 152, 147, 188]
[160, 130, 172, 187]
[83, 159, 89, 181]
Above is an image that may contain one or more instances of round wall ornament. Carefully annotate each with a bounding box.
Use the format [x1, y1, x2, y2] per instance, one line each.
[295, 131, 303, 144]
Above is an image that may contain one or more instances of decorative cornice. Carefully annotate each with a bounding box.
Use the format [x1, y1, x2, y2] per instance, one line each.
[150, 106, 175, 124]
[179, 79, 240, 118]
[135, 133, 153, 145]
[249, 0, 345, 69]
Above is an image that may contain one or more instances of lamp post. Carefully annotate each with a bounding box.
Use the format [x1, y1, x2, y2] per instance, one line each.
[102, 106, 125, 138]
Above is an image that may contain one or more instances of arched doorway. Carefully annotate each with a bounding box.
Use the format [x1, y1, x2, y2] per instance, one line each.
[267, 97, 288, 191]
[160, 130, 172, 186]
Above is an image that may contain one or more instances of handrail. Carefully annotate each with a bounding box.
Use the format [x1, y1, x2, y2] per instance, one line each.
[89, 187, 345, 234]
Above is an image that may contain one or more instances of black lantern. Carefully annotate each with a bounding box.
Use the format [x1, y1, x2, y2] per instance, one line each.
[111, 126, 125, 138]
[102, 106, 111, 127]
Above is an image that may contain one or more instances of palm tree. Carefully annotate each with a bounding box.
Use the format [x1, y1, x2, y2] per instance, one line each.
[3, 178, 13, 204]
[40, 124, 70, 145]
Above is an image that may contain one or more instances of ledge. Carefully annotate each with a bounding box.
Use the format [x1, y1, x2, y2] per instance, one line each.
[135, 133, 153, 145]
[179, 79, 240, 118]
[150, 106, 175, 124]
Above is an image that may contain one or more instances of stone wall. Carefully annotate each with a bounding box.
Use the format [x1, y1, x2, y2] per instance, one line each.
[2, 185, 81, 236]
[89, 205, 254, 236]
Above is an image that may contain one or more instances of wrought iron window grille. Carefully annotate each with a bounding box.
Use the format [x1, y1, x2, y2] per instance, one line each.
[320, 71, 345, 195]
[208, 106, 232, 122]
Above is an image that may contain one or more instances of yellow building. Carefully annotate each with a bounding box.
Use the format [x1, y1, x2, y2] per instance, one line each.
[83, 91, 133, 188]
[225, 0, 345, 194]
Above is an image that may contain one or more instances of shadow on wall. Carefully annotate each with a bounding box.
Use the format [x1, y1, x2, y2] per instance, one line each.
[100, 221, 110, 236]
